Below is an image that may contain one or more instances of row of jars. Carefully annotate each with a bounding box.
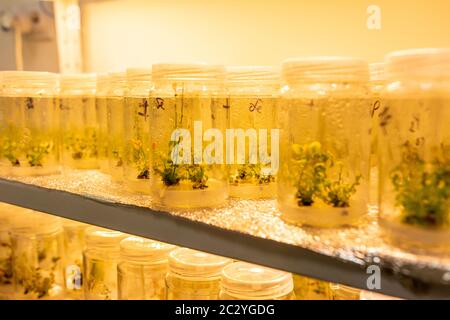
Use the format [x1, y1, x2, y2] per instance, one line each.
[0, 202, 401, 300]
[1, 48, 450, 253]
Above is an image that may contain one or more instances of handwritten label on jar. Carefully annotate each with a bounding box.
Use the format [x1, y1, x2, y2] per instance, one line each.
[379, 106, 392, 134]
[371, 100, 381, 118]
[155, 97, 165, 110]
[26, 97, 34, 110]
[249, 99, 262, 113]
[138, 98, 149, 119]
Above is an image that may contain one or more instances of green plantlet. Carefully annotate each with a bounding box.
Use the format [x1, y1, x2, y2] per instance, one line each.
[323, 164, 361, 208]
[230, 164, 275, 185]
[26, 141, 52, 167]
[66, 129, 98, 160]
[187, 164, 208, 189]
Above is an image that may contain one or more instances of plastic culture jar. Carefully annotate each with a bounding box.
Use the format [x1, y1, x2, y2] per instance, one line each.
[330, 283, 360, 300]
[118, 236, 175, 300]
[379, 48, 450, 252]
[292, 274, 332, 300]
[10, 211, 64, 300]
[278, 57, 371, 228]
[220, 262, 295, 300]
[166, 248, 231, 300]
[62, 219, 88, 299]
[150, 63, 228, 209]
[0, 71, 60, 176]
[123, 68, 153, 194]
[106, 72, 126, 182]
[225, 66, 279, 199]
[96, 73, 110, 173]
[83, 227, 126, 300]
[59, 73, 99, 169]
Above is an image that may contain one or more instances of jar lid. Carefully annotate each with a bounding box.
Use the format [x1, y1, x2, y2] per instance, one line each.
[60, 73, 97, 92]
[226, 66, 279, 85]
[85, 226, 127, 249]
[152, 63, 225, 82]
[96, 72, 110, 93]
[1, 71, 59, 89]
[369, 62, 385, 82]
[0, 202, 28, 227]
[126, 68, 152, 82]
[360, 290, 402, 300]
[11, 210, 62, 235]
[282, 56, 369, 84]
[120, 236, 176, 263]
[168, 248, 231, 279]
[385, 48, 450, 81]
[221, 262, 294, 299]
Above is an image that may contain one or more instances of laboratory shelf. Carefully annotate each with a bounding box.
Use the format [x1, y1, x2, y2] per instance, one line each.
[0, 170, 449, 300]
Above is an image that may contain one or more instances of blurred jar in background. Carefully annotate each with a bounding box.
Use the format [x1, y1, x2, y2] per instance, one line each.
[118, 236, 175, 300]
[379, 48, 450, 252]
[220, 262, 295, 300]
[83, 227, 126, 300]
[166, 248, 230, 300]
[0, 71, 59, 177]
[226, 66, 279, 199]
[360, 290, 402, 300]
[96, 73, 111, 173]
[150, 63, 228, 209]
[59, 74, 99, 170]
[106, 72, 127, 182]
[123, 68, 153, 194]
[330, 283, 361, 300]
[62, 219, 88, 300]
[293, 274, 332, 300]
[11, 211, 64, 300]
[278, 57, 371, 228]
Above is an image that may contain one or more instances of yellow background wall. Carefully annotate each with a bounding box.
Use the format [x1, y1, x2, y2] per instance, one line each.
[81, 0, 450, 71]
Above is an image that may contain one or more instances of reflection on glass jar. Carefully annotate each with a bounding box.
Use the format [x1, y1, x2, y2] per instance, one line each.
[96, 73, 111, 173]
[11, 211, 64, 300]
[62, 219, 87, 299]
[220, 262, 294, 300]
[150, 64, 229, 209]
[118, 236, 175, 300]
[0, 72, 60, 177]
[166, 248, 230, 300]
[83, 227, 126, 300]
[379, 48, 450, 252]
[60, 74, 99, 170]
[293, 274, 331, 300]
[123, 69, 153, 194]
[330, 283, 360, 300]
[278, 57, 371, 228]
[225, 66, 279, 199]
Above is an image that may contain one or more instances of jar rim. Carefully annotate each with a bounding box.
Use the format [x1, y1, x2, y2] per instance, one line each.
[152, 63, 225, 82]
[120, 236, 176, 263]
[1, 71, 58, 89]
[282, 56, 369, 84]
[226, 66, 279, 84]
[369, 62, 385, 82]
[60, 73, 97, 91]
[85, 226, 126, 249]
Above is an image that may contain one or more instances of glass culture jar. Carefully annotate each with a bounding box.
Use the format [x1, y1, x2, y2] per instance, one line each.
[150, 63, 228, 209]
[278, 57, 371, 228]
[225, 66, 279, 199]
[62, 219, 87, 299]
[118, 236, 175, 300]
[0, 71, 60, 177]
[292, 274, 332, 300]
[330, 283, 360, 300]
[59, 73, 99, 170]
[10, 211, 64, 300]
[166, 248, 231, 300]
[379, 48, 450, 252]
[123, 68, 153, 194]
[96, 73, 110, 173]
[360, 290, 402, 300]
[220, 262, 295, 300]
[83, 227, 126, 300]
[106, 72, 127, 182]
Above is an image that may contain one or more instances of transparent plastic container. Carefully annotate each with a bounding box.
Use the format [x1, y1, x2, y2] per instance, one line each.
[279, 57, 371, 228]
[0, 71, 60, 177]
[219, 262, 294, 300]
[123, 68, 152, 194]
[330, 283, 360, 300]
[118, 236, 175, 300]
[60, 73, 99, 170]
[83, 227, 126, 300]
[293, 274, 332, 300]
[379, 48, 450, 252]
[96, 73, 110, 173]
[10, 211, 64, 300]
[62, 219, 88, 299]
[360, 290, 402, 300]
[166, 248, 231, 300]
[226, 66, 279, 199]
[150, 63, 228, 209]
[106, 72, 126, 182]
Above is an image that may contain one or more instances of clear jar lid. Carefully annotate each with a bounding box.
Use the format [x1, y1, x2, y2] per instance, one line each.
[282, 57, 369, 84]
[0, 202, 25, 227]
[10, 210, 62, 235]
[85, 226, 126, 250]
[108, 71, 127, 92]
[369, 62, 385, 83]
[168, 248, 231, 279]
[60, 73, 97, 94]
[152, 63, 225, 83]
[96, 72, 110, 95]
[226, 66, 279, 85]
[360, 290, 402, 300]
[221, 262, 293, 299]
[120, 236, 176, 263]
[126, 68, 152, 83]
[385, 48, 450, 81]
[0, 71, 58, 92]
